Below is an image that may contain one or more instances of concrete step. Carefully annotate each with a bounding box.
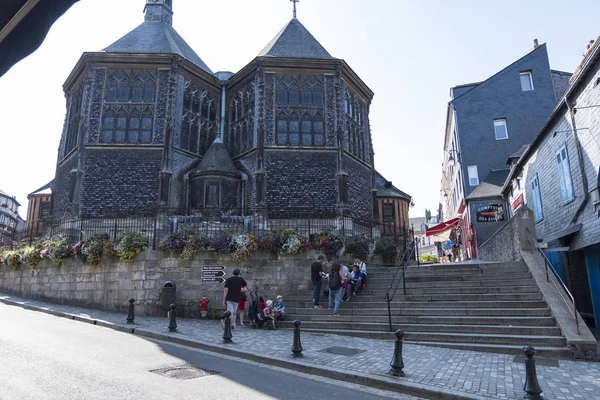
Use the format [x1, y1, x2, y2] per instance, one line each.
[286, 300, 549, 310]
[414, 285, 539, 295]
[405, 273, 532, 283]
[285, 313, 557, 326]
[287, 307, 551, 317]
[399, 293, 543, 302]
[365, 279, 537, 288]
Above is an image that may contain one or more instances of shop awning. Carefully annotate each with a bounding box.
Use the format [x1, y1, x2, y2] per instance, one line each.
[426, 217, 461, 237]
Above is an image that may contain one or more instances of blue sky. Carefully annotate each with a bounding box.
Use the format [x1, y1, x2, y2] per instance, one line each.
[1, 0, 599, 219]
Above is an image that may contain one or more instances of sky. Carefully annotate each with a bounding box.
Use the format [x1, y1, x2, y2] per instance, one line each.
[1, 0, 599, 220]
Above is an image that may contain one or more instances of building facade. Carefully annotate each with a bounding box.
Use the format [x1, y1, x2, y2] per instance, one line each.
[0, 189, 21, 245]
[25, 182, 53, 238]
[49, 0, 410, 228]
[440, 41, 571, 257]
[502, 38, 600, 328]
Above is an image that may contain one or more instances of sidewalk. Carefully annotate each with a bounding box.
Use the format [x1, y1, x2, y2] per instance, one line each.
[1, 293, 599, 400]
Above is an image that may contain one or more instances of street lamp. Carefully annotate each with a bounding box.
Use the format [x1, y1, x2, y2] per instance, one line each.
[448, 149, 460, 165]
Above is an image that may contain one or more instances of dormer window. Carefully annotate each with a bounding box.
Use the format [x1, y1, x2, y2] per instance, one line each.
[520, 71, 534, 91]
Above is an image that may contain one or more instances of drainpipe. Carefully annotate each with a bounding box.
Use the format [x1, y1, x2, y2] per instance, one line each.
[565, 98, 590, 225]
[240, 172, 248, 216]
[220, 83, 226, 141]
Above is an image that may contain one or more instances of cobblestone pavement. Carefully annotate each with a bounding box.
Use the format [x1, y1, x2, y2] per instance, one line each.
[2, 293, 600, 400]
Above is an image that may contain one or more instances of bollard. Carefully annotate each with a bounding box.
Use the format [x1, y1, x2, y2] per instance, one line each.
[223, 311, 233, 343]
[168, 303, 177, 332]
[291, 319, 303, 357]
[126, 298, 135, 324]
[388, 329, 405, 377]
[523, 346, 543, 400]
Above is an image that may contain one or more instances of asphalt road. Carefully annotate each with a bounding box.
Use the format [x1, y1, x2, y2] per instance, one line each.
[0, 303, 423, 400]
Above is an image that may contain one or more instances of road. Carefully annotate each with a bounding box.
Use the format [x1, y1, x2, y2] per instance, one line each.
[0, 303, 423, 400]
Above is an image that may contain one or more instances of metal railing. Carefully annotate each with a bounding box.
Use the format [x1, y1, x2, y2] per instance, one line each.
[526, 229, 580, 335]
[384, 238, 417, 332]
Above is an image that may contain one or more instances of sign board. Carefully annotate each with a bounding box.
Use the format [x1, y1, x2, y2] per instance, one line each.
[202, 265, 226, 284]
[511, 194, 524, 211]
[476, 204, 505, 223]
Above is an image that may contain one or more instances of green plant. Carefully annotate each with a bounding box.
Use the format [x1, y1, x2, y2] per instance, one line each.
[419, 254, 439, 264]
[4, 250, 22, 270]
[82, 234, 110, 266]
[230, 233, 258, 262]
[345, 236, 371, 260]
[40, 236, 73, 266]
[20, 245, 42, 270]
[374, 237, 400, 265]
[114, 232, 148, 263]
[181, 235, 209, 260]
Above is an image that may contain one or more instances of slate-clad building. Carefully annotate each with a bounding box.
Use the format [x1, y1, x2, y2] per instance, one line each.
[50, 0, 409, 227]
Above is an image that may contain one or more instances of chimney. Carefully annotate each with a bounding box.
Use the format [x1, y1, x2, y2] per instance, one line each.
[533, 39, 539, 49]
[384, 181, 392, 189]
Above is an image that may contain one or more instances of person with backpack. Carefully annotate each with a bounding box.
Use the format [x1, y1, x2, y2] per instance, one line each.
[328, 261, 344, 316]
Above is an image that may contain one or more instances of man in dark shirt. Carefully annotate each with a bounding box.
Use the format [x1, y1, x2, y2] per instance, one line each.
[223, 268, 247, 329]
[311, 255, 326, 308]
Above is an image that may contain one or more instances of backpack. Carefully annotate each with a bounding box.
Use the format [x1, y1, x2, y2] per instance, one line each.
[329, 271, 342, 290]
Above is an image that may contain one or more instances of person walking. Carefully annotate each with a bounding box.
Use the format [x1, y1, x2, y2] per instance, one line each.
[223, 268, 247, 329]
[328, 262, 344, 316]
[311, 255, 326, 309]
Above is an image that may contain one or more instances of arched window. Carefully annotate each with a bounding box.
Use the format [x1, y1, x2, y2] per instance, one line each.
[301, 112, 312, 146]
[277, 113, 287, 145]
[288, 112, 299, 146]
[180, 117, 190, 150]
[312, 85, 323, 107]
[114, 108, 127, 143]
[277, 82, 288, 106]
[117, 76, 131, 102]
[314, 113, 324, 146]
[301, 82, 312, 106]
[106, 77, 118, 102]
[189, 120, 199, 153]
[140, 71, 155, 103]
[246, 118, 253, 150]
[192, 92, 201, 114]
[199, 123, 208, 155]
[141, 109, 153, 144]
[131, 77, 144, 102]
[101, 108, 115, 143]
[183, 87, 192, 111]
[127, 109, 141, 143]
[289, 83, 300, 106]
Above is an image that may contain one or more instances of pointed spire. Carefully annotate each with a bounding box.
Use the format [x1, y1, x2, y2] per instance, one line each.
[144, 0, 173, 25]
[258, 18, 333, 59]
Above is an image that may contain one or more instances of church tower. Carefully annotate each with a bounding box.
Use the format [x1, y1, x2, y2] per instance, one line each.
[223, 9, 375, 219]
[52, 0, 221, 217]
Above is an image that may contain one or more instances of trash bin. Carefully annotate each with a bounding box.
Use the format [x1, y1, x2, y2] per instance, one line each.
[161, 281, 176, 311]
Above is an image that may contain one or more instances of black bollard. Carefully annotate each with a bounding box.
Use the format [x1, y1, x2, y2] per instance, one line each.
[126, 298, 135, 324]
[223, 311, 233, 343]
[291, 319, 303, 357]
[523, 346, 543, 400]
[389, 329, 405, 377]
[168, 303, 177, 332]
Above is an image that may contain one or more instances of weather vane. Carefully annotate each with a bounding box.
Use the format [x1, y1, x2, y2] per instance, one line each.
[290, 0, 299, 19]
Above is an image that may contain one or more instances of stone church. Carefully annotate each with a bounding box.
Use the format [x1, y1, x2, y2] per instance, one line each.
[51, 0, 411, 229]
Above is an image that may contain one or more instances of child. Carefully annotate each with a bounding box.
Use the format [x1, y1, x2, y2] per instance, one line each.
[263, 299, 277, 329]
[237, 286, 246, 327]
[273, 295, 285, 320]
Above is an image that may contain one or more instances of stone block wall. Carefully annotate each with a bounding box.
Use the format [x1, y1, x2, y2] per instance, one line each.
[478, 206, 536, 261]
[0, 250, 318, 318]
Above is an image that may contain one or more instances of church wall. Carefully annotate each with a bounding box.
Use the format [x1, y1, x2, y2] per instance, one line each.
[344, 155, 373, 220]
[79, 148, 162, 217]
[235, 152, 258, 213]
[170, 150, 199, 210]
[264, 149, 337, 211]
[189, 176, 240, 212]
[51, 155, 77, 217]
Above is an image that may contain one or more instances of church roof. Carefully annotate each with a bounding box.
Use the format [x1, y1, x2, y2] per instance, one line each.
[258, 18, 333, 59]
[103, 1, 213, 74]
[195, 138, 240, 177]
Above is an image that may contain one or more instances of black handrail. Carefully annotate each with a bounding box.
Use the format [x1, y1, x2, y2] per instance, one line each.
[384, 239, 417, 332]
[525, 229, 579, 335]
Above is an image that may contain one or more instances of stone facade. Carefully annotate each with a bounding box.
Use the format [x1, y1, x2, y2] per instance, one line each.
[0, 250, 317, 318]
[478, 207, 536, 262]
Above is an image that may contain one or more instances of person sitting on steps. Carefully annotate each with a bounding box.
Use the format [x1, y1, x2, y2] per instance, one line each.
[348, 264, 364, 296]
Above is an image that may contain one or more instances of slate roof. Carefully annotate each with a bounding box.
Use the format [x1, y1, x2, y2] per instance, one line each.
[258, 18, 333, 59]
[28, 180, 53, 197]
[507, 144, 529, 164]
[103, 21, 212, 74]
[374, 171, 411, 200]
[466, 169, 510, 200]
[195, 138, 240, 176]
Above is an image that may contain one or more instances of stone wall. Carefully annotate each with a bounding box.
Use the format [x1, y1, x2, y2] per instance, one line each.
[478, 206, 536, 261]
[0, 250, 318, 318]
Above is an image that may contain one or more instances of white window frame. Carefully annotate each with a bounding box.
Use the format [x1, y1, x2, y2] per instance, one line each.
[531, 174, 544, 222]
[520, 71, 534, 91]
[556, 145, 574, 203]
[493, 119, 509, 140]
[467, 165, 479, 186]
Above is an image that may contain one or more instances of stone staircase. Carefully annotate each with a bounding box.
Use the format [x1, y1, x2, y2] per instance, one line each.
[280, 261, 572, 359]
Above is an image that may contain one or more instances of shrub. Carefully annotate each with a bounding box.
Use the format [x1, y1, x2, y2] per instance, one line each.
[313, 233, 344, 258]
[181, 235, 209, 260]
[419, 254, 439, 264]
[345, 236, 371, 260]
[230, 233, 258, 262]
[158, 232, 187, 252]
[21, 245, 42, 270]
[114, 232, 148, 263]
[374, 237, 400, 265]
[82, 234, 110, 266]
[40, 236, 73, 267]
[4, 250, 22, 270]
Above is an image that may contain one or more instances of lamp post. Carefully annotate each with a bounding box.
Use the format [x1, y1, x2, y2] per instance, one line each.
[448, 149, 460, 165]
